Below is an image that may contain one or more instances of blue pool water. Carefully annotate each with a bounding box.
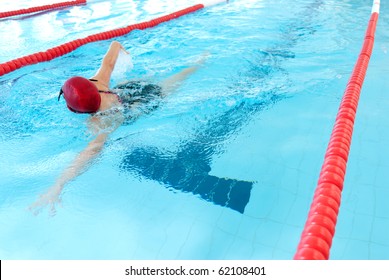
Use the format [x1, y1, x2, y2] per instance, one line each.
[1, 0, 389, 260]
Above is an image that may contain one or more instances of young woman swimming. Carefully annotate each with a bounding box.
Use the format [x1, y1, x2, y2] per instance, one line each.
[30, 41, 208, 214]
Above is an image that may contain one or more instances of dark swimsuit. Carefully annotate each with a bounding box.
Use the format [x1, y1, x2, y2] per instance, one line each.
[114, 81, 162, 109]
[90, 79, 163, 118]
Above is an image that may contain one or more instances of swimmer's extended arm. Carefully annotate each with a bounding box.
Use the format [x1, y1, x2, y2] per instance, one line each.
[54, 133, 108, 188]
[30, 112, 124, 214]
[90, 41, 128, 90]
[29, 133, 109, 214]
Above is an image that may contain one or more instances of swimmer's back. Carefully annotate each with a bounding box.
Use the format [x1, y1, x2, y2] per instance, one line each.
[114, 80, 163, 119]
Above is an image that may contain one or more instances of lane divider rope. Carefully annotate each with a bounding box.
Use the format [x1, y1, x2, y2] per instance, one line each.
[0, 0, 87, 19]
[0, 0, 227, 77]
[294, 0, 380, 260]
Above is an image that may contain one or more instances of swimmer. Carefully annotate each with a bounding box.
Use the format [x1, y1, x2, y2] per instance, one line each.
[30, 41, 209, 214]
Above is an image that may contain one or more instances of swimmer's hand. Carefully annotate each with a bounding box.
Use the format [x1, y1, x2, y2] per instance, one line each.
[29, 184, 63, 216]
[120, 47, 130, 55]
[115, 41, 129, 54]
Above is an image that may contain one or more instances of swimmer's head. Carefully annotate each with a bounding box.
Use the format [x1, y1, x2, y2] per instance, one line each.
[58, 76, 101, 114]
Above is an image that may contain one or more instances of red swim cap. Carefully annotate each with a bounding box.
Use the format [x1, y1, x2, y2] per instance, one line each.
[60, 76, 101, 113]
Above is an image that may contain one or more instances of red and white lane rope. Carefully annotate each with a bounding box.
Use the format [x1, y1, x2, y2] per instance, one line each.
[0, 0, 87, 19]
[294, 0, 380, 260]
[0, 0, 227, 77]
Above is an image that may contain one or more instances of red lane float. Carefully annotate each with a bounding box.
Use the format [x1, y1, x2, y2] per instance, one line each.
[294, 0, 380, 260]
[0, 0, 86, 19]
[0, 0, 228, 77]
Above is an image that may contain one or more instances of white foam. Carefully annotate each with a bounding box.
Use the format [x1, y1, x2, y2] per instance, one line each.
[111, 49, 133, 82]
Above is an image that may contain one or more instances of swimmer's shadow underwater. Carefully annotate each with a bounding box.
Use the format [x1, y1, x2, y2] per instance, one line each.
[118, 53, 291, 215]
[121, 145, 253, 214]
[119, 100, 272, 214]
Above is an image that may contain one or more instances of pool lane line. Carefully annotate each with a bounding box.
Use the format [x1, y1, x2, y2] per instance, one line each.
[0, 0, 228, 77]
[0, 0, 87, 19]
[294, 0, 380, 260]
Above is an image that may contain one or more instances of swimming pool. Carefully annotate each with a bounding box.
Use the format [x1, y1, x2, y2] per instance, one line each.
[1, 0, 389, 260]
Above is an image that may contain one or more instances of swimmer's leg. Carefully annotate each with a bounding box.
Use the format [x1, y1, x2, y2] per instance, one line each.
[160, 52, 210, 96]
